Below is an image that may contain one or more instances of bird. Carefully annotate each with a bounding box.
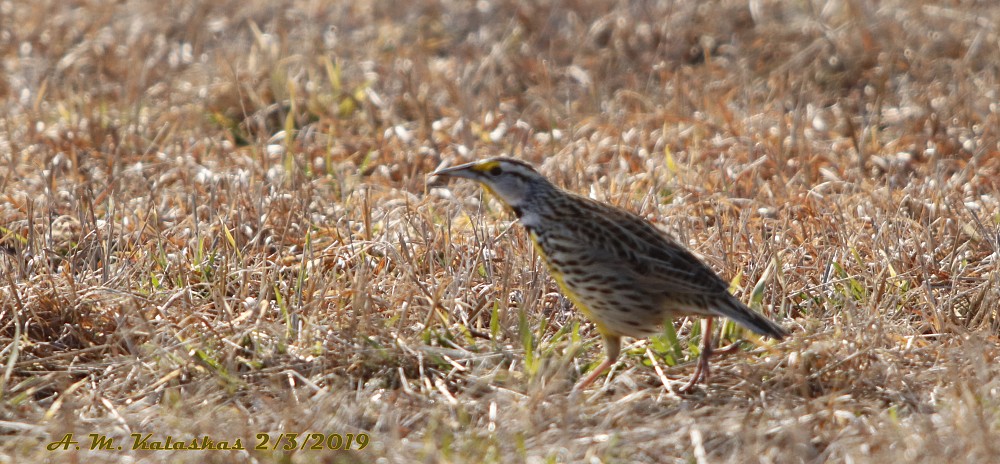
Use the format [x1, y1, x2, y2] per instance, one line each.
[431, 156, 787, 391]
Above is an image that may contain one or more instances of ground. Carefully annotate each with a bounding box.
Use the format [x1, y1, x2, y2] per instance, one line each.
[1, 0, 1000, 462]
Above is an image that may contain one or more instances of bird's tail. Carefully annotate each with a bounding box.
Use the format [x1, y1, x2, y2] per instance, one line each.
[714, 294, 788, 339]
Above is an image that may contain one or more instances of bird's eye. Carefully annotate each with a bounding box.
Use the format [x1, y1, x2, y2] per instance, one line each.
[488, 166, 502, 176]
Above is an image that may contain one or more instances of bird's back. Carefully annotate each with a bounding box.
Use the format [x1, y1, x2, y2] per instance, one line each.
[522, 190, 786, 340]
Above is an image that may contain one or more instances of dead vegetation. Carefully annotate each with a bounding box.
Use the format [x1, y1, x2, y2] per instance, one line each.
[1, 0, 999, 462]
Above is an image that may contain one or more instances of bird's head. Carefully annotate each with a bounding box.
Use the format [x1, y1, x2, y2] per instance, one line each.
[431, 157, 553, 210]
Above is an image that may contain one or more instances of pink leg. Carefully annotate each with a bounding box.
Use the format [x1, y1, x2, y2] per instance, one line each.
[574, 334, 622, 391]
[678, 318, 713, 393]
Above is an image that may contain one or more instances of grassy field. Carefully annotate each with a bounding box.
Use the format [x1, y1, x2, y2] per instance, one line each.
[2, 0, 1000, 462]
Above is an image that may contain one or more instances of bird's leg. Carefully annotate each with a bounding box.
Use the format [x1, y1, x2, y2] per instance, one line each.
[679, 317, 713, 393]
[574, 334, 621, 391]
[713, 338, 745, 356]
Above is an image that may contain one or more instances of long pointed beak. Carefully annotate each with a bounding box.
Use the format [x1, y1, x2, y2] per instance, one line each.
[430, 161, 480, 180]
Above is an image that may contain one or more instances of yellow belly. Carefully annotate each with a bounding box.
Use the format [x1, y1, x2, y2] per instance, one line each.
[528, 230, 610, 335]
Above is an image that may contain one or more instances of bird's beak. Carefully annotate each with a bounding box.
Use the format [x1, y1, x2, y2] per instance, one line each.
[430, 161, 480, 180]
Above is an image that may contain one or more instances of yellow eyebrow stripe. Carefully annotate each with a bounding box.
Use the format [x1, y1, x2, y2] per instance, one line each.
[471, 161, 501, 172]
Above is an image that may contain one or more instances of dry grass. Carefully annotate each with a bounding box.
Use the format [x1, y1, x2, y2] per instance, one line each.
[1, 0, 1000, 462]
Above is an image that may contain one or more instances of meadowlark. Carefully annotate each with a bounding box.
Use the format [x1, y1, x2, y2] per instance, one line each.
[431, 157, 787, 391]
